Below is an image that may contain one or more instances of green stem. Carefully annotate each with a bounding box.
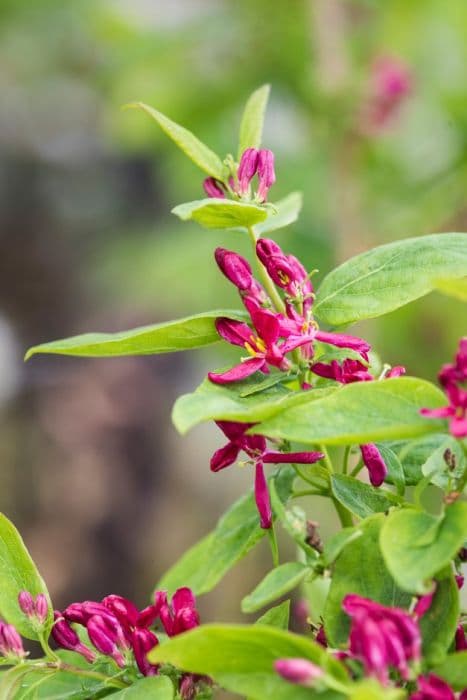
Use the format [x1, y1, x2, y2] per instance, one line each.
[38, 632, 59, 662]
[35, 662, 129, 689]
[350, 460, 364, 478]
[292, 489, 327, 497]
[342, 445, 351, 474]
[247, 226, 286, 314]
[319, 444, 353, 528]
[267, 523, 280, 568]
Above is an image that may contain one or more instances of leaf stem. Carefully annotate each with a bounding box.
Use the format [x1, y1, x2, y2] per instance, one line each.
[35, 661, 129, 689]
[267, 523, 280, 568]
[292, 489, 327, 497]
[342, 445, 351, 474]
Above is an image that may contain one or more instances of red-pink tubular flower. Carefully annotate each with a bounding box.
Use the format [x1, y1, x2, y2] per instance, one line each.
[256, 239, 313, 306]
[132, 628, 159, 676]
[63, 601, 114, 625]
[203, 177, 225, 199]
[455, 574, 464, 589]
[343, 595, 421, 684]
[386, 365, 406, 378]
[52, 612, 96, 663]
[455, 624, 467, 651]
[215, 248, 254, 291]
[359, 444, 388, 487]
[87, 614, 127, 667]
[316, 626, 327, 647]
[256, 149, 276, 201]
[312, 358, 372, 384]
[413, 585, 436, 619]
[410, 674, 455, 700]
[274, 658, 324, 686]
[157, 587, 200, 637]
[0, 622, 25, 659]
[362, 56, 412, 133]
[237, 148, 259, 195]
[18, 591, 35, 617]
[254, 461, 272, 528]
[314, 331, 370, 362]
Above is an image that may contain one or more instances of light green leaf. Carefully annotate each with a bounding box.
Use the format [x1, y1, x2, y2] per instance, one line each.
[392, 434, 450, 485]
[238, 84, 270, 157]
[25, 310, 248, 360]
[324, 515, 411, 647]
[256, 600, 290, 629]
[270, 480, 319, 561]
[0, 666, 35, 700]
[172, 198, 268, 229]
[379, 501, 467, 594]
[376, 444, 405, 496]
[314, 233, 467, 327]
[322, 527, 362, 567]
[108, 676, 174, 699]
[420, 436, 465, 490]
[14, 668, 106, 699]
[172, 372, 333, 434]
[242, 562, 310, 613]
[0, 513, 53, 640]
[255, 192, 303, 234]
[157, 466, 295, 596]
[348, 680, 405, 700]
[252, 378, 446, 445]
[419, 569, 459, 663]
[433, 276, 467, 302]
[126, 102, 225, 180]
[432, 651, 467, 691]
[331, 475, 400, 519]
[149, 624, 347, 700]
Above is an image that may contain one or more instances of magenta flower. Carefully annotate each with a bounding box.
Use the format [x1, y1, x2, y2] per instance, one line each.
[132, 628, 159, 676]
[361, 56, 412, 133]
[410, 674, 455, 700]
[214, 248, 267, 305]
[343, 594, 421, 685]
[256, 238, 313, 309]
[256, 149, 276, 202]
[421, 338, 467, 438]
[312, 358, 373, 384]
[455, 624, 467, 651]
[18, 591, 48, 625]
[237, 148, 260, 195]
[156, 587, 200, 637]
[274, 658, 324, 686]
[203, 177, 226, 199]
[52, 612, 96, 663]
[0, 622, 26, 660]
[211, 420, 323, 528]
[413, 585, 436, 619]
[359, 444, 387, 487]
[87, 614, 128, 668]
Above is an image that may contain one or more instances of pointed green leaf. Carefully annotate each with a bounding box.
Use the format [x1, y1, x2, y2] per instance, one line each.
[256, 600, 290, 629]
[255, 192, 303, 234]
[419, 569, 459, 663]
[314, 233, 467, 327]
[25, 310, 248, 360]
[420, 436, 465, 490]
[149, 624, 347, 700]
[432, 651, 467, 691]
[0, 666, 35, 700]
[252, 377, 446, 445]
[172, 198, 268, 229]
[392, 434, 450, 485]
[0, 513, 53, 640]
[238, 84, 271, 157]
[376, 444, 405, 495]
[14, 668, 106, 699]
[380, 502, 467, 594]
[322, 527, 362, 567]
[330, 475, 400, 519]
[241, 562, 309, 613]
[126, 102, 225, 179]
[107, 676, 174, 699]
[324, 515, 411, 647]
[172, 372, 333, 434]
[157, 467, 295, 596]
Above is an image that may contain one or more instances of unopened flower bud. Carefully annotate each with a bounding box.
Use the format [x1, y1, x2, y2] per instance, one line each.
[255, 462, 272, 529]
[35, 594, 49, 625]
[215, 248, 253, 291]
[413, 585, 436, 618]
[455, 624, 467, 651]
[102, 594, 138, 636]
[180, 674, 197, 700]
[360, 443, 387, 487]
[256, 149, 275, 201]
[203, 177, 225, 199]
[18, 591, 35, 617]
[52, 612, 96, 663]
[455, 574, 464, 589]
[274, 658, 324, 686]
[132, 628, 159, 676]
[0, 622, 25, 659]
[87, 615, 126, 667]
[237, 148, 259, 195]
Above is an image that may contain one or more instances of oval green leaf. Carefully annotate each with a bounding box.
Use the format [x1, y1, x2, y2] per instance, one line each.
[330, 475, 400, 519]
[126, 102, 225, 180]
[0, 513, 53, 640]
[314, 233, 467, 327]
[172, 198, 268, 229]
[256, 600, 290, 629]
[241, 562, 310, 613]
[419, 569, 459, 663]
[252, 377, 446, 445]
[238, 84, 270, 157]
[380, 501, 467, 594]
[255, 192, 303, 234]
[432, 651, 467, 691]
[107, 676, 174, 699]
[25, 310, 248, 360]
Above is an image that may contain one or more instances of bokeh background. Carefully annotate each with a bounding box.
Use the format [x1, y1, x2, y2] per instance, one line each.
[0, 0, 466, 624]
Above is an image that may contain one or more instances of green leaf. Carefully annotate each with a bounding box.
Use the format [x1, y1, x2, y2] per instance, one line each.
[322, 527, 362, 567]
[314, 233, 467, 327]
[157, 466, 295, 596]
[434, 276, 467, 302]
[392, 434, 450, 485]
[126, 102, 225, 180]
[25, 310, 248, 360]
[252, 377, 446, 445]
[108, 676, 174, 699]
[238, 84, 270, 157]
[379, 501, 467, 594]
[331, 475, 400, 519]
[172, 198, 268, 229]
[255, 192, 303, 234]
[270, 480, 318, 561]
[324, 515, 411, 647]
[0, 666, 35, 700]
[172, 372, 333, 434]
[256, 600, 290, 629]
[0, 513, 53, 640]
[420, 436, 465, 490]
[432, 651, 467, 691]
[348, 680, 405, 700]
[376, 444, 405, 496]
[149, 624, 347, 700]
[419, 569, 459, 663]
[14, 668, 106, 699]
[241, 562, 310, 613]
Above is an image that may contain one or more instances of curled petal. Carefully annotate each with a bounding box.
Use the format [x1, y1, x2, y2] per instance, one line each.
[315, 330, 371, 361]
[208, 357, 266, 384]
[215, 421, 251, 441]
[215, 317, 254, 347]
[132, 628, 159, 676]
[210, 441, 241, 472]
[263, 451, 324, 464]
[203, 177, 225, 199]
[254, 461, 272, 529]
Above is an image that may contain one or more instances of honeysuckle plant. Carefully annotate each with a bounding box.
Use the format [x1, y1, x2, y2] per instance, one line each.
[0, 85, 466, 699]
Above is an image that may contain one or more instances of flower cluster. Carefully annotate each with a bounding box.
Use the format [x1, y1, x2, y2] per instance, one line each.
[421, 337, 467, 438]
[53, 588, 200, 691]
[203, 147, 275, 203]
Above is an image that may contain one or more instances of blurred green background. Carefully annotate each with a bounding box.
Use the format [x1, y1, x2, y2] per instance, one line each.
[0, 0, 465, 623]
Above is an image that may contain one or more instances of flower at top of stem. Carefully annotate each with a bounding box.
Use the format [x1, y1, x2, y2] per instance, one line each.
[256, 149, 275, 202]
[420, 337, 467, 438]
[236, 148, 276, 201]
[18, 590, 49, 625]
[237, 148, 260, 196]
[0, 621, 26, 660]
[156, 587, 200, 637]
[274, 657, 324, 686]
[410, 673, 455, 700]
[203, 177, 226, 199]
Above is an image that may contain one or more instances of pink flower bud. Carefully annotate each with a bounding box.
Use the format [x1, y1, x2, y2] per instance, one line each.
[0, 622, 25, 659]
[455, 624, 467, 651]
[413, 585, 436, 618]
[179, 674, 197, 700]
[203, 177, 225, 199]
[102, 595, 139, 636]
[411, 674, 455, 700]
[132, 628, 159, 676]
[455, 574, 464, 589]
[18, 591, 35, 617]
[255, 461, 272, 529]
[52, 612, 96, 663]
[214, 248, 253, 291]
[237, 148, 259, 195]
[360, 443, 387, 487]
[87, 615, 126, 667]
[274, 658, 323, 686]
[35, 594, 49, 625]
[256, 149, 275, 202]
